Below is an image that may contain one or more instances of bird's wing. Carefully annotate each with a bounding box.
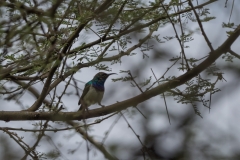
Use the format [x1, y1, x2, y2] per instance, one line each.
[78, 81, 91, 105]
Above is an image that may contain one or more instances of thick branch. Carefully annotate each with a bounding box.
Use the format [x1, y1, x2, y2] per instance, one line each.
[0, 25, 239, 121]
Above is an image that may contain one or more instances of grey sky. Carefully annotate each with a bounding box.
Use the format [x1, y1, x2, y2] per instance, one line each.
[1, 0, 240, 159]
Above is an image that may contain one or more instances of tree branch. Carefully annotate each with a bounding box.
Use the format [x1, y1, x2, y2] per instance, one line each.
[0, 25, 239, 121]
[69, 0, 218, 55]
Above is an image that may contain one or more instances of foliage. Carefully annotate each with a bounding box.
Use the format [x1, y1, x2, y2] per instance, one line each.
[0, 0, 240, 159]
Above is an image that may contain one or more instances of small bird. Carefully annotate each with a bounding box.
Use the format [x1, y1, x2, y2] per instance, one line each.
[78, 72, 116, 111]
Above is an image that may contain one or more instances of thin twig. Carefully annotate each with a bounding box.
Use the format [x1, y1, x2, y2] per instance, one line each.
[188, 0, 214, 52]
[161, 1, 190, 71]
[151, 68, 171, 124]
[120, 112, 153, 160]
[146, 58, 180, 91]
[3, 129, 37, 159]
[101, 113, 122, 145]
[67, 121, 118, 160]
[128, 71, 147, 119]
[228, 0, 235, 23]
[229, 49, 240, 59]
[128, 71, 143, 93]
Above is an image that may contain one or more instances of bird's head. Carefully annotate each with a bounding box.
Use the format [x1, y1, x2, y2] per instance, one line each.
[93, 72, 117, 83]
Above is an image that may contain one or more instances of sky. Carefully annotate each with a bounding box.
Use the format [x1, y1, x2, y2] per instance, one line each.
[1, 0, 240, 160]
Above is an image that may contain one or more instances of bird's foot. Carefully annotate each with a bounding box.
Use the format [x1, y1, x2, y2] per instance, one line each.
[99, 103, 105, 108]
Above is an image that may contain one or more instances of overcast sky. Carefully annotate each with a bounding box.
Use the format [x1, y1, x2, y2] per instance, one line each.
[1, 0, 240, 160]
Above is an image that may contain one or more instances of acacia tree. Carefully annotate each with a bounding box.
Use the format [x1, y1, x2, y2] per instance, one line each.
[0, 0, 240, 159]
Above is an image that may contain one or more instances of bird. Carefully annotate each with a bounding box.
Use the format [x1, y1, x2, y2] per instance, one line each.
[78, 72, 116, 111]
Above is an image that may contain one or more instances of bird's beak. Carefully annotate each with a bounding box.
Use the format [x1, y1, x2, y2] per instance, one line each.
[108, 73, 117, 76]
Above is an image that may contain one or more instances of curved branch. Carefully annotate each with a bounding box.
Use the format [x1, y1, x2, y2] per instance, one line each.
[0, 25, 239, 121]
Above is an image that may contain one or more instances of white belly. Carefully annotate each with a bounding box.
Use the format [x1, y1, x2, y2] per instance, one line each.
[83, 86, 104, 106]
